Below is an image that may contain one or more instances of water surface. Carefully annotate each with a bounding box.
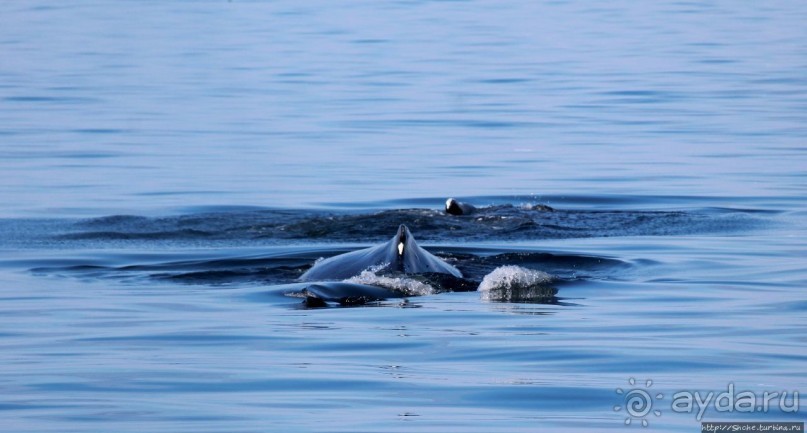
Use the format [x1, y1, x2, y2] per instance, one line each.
[0, 1, 805, 432]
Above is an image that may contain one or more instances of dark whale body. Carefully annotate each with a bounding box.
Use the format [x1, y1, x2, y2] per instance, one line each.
[300, 282, 407, 307]
[445, 197, 554, 215]
[445, 198, 477, 216]
[299, 224, 462, 281]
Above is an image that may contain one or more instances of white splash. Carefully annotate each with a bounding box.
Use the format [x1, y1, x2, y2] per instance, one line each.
[478, 265, 555, 302]
[345, 270, 434, 296]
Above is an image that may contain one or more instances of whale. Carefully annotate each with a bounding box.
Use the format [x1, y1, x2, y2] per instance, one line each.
[299, 282, 408, 307]
[445, 198, 554, 215]
[445, 198, 477, 216]
[299, 224, 462, 281]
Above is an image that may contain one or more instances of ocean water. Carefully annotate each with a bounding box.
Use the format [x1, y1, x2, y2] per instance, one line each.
[1, 1, 806, 432]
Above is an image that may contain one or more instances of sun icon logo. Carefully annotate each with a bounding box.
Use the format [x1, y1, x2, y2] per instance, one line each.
[614, 378, 664, 427]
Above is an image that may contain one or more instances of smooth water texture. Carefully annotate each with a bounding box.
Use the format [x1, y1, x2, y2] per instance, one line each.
[1, 1, 806, 432]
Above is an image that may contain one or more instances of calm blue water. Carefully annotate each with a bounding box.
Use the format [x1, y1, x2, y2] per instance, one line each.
[1, 1, 806, 432]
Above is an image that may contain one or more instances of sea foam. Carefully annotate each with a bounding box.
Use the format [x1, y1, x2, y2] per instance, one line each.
[478, 265, 556, 302]
[345, 269, 435, 296]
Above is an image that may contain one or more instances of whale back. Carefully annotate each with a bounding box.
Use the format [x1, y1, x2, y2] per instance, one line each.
[299, 224, 462, 281]
[299, 242, 395, 281]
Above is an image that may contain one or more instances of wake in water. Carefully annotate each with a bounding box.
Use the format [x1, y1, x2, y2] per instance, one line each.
[1, 196, 763, 248]
[8, 197, 769, 308]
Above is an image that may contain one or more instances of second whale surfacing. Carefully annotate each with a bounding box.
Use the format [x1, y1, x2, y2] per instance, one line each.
[300, 224, 462, 281]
